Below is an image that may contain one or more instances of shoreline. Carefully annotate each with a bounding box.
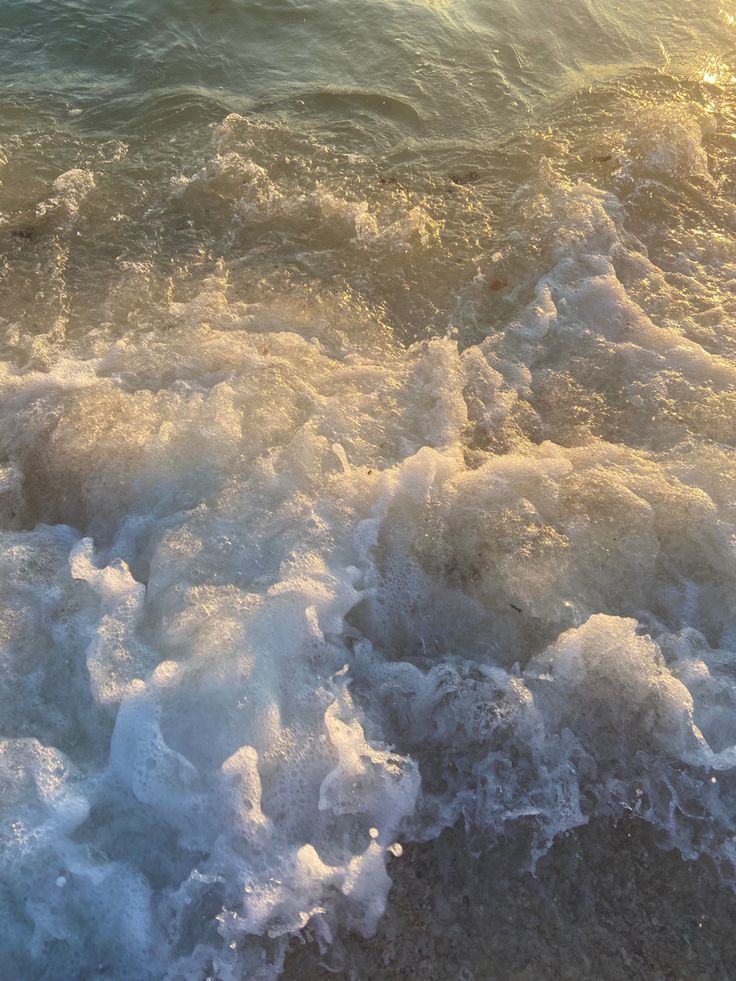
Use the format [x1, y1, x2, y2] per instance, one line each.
[285, 818, 736, 980]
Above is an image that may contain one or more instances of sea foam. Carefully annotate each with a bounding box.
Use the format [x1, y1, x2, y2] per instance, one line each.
[2, 86, 736, 978]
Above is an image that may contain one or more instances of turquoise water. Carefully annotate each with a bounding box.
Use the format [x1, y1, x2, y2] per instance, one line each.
[2, 0, 732, 148]
[3, 2, 736, 979]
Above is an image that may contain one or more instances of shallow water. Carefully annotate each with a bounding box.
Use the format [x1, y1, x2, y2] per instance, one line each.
[2, 1, 736, 978]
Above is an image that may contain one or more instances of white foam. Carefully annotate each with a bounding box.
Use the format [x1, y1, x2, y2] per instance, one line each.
[2, 92, 736, 978]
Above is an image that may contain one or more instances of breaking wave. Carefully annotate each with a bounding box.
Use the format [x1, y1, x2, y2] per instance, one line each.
[3, 3, 736, 976]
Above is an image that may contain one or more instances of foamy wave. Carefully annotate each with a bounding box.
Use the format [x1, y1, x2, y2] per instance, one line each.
[2, 85, 736, 977]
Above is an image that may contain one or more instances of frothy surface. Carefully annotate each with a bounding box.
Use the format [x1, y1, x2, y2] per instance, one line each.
[2, 1, 736, 977]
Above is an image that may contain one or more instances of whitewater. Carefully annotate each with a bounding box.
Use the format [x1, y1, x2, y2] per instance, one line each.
[2, 0, 736, 977]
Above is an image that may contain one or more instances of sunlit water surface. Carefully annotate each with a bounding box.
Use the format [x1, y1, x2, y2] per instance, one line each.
[3, 1, 736, 978]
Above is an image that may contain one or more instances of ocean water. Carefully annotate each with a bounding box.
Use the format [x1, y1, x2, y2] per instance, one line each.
[2, 1, 736, 978]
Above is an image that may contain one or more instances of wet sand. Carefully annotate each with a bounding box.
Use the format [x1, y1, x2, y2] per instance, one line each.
[285, 819, 736, 980]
